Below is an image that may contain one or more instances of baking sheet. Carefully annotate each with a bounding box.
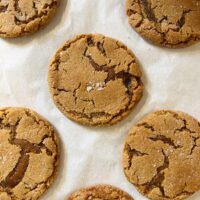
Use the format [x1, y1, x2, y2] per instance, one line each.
[0, 0, 200, 199]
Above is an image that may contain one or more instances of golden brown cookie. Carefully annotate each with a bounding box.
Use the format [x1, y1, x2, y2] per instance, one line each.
[123, 110, 200, 200]
[67, 185, 134, 200]
[48, 34, 144, 126]
[126, 0, 200, 48]
[0, 0, 58, 38]
[0, 107, 59, 200]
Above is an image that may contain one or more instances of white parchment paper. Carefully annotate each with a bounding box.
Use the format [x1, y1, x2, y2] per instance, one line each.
[0, 0, 200, 199]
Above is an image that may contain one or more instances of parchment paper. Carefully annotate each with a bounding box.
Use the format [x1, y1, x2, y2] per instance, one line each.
[0, 0, 200, 199]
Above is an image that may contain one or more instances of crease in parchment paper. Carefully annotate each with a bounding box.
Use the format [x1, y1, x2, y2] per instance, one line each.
[0, 0, 200, 199]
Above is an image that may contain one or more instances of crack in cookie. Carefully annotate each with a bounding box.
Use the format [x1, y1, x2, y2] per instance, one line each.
[140, 0, 156, 21]
[0, 107, 59, 200]
[143, 150, 169, 198]
[148, 135, 181, 149]
[0, 5, 8, 12]
[48, 34, 144, 126]
[123, 110, 200, 200]
[126, 0, 200, 47]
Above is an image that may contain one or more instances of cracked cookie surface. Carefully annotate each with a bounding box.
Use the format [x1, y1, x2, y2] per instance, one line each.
[123, 110, 200, 200]
[0, 107, 59, 200]
[67, 185, 134, 200]
[48, 34, 144, 126]
[0, 0, 58, 38]
[126, 0, 200, 47]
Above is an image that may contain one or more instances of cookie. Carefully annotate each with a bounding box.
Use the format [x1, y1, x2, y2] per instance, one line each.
[48, 34, 144, 126]
[0, 107, 59, 200]
[123, 110, 200, 200]
[126, 0, 200, 48]
[0, 0, 58, 38]
[67, 185, 134, 200]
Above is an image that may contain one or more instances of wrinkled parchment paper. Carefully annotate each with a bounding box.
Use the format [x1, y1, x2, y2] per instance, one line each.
[0, 0, 200, 199]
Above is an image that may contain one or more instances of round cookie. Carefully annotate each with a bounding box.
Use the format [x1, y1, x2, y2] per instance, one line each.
[0, 0, 58, 38]
[67, 185, 134, 200]
[126, 0, 200, 48]
[0, 107, 59, 200]
[123, 110, 200, 200]
[48, 34, 144, 126]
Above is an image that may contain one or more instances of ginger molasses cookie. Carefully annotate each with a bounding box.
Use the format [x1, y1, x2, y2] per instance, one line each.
[67, 185, 133, 200]
[0, 0, 58, 38]
[48, 34, 144, 126]
[126, 0, 200, 48]
[0, 107, 59, 200]
[123, 110, 200, 200]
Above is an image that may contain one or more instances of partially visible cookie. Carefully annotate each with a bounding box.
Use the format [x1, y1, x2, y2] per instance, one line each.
[0, 107, 59, 200]
[126, 0, 200, 48]
[123, 110, 200, 200]
[0, 0, 58, 38]
[67, 185, 134, 200]
[48, 34, 144, 126]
